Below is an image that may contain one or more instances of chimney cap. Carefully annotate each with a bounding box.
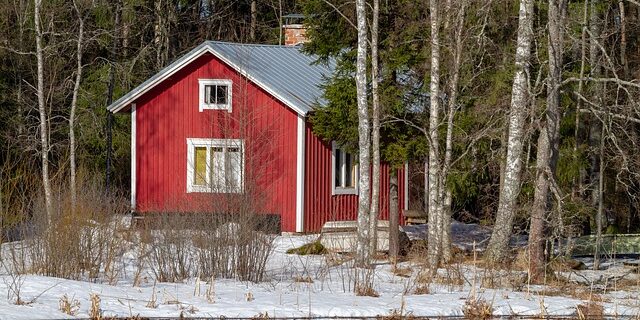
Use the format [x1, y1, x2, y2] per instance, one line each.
[282, 13, 306, 26]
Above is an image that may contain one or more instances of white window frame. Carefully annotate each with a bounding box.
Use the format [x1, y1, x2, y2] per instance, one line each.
[198, 79, 233, 112]
[186, 138, 244, 193]
[331, 142, 358, 195]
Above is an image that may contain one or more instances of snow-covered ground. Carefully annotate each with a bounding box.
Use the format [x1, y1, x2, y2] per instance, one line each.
[0, 225, 638, 319]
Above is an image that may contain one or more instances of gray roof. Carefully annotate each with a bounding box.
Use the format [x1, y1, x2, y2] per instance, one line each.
[107, 41, 335, 115]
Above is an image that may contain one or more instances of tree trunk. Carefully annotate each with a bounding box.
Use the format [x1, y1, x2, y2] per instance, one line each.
[34, 0, 53, 225]
[389, 168, 399, 262]
[528, 0, 566, 283]
[588, 0, 603, 269]
[440, 0, 467, 263]
[485, 0, 534, 263]
[573, 0, 589, 200]
[106, 0, 121, 193]
[70, 0, 85, 211]
[250, 0, 257, 41]
[369, 0, 381, 256]
[355, 0, 371, 267]
[618, 0, 628, 79]
[427, 0, 442, 272]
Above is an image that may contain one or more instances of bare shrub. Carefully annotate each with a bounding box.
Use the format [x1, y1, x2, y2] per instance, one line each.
[6, 176, 129, 282]
[462, 297, 494, 320]
[142, 186, 277, 283]
[143, 215, 194, 283]
[355, 268, 379, 297]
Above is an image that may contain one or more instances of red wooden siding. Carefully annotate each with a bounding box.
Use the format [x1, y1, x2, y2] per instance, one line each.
[303, 123, 406, 232]
[134, 53, 299, 231]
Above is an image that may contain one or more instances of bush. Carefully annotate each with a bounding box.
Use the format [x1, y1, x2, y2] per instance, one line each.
[6, 176, 129, 282]
[286, 241, 327, 255]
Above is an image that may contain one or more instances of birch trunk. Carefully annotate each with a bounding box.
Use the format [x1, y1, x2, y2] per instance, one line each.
[70, 0, 85, 211]
[427, 0, 442, 272]
[355, 0, 371, 267]
[440, 0, 467, 263]
[369, 0, 381, 256]
[485, 0, 534, 262]
[528, 0, 565, 283]
[35, 0, 52, 225]
[250, 0, 257, 41]
[389, 169, 399, 262]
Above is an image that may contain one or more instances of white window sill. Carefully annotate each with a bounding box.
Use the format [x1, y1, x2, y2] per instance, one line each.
[199, 104, 231, 112]
[332, 187, 358, 195]
[187, 185, 242, 193]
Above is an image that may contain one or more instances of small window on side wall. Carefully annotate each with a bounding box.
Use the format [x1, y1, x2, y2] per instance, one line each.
[199, 79, 232, 112]
[332, 142, 358, 195]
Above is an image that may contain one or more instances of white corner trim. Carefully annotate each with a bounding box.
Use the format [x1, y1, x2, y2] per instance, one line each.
[198, 79, 233, 112]
[295, 115, 306, 233]
[130, 104, 137, 211]
[404, 162, 409, 211]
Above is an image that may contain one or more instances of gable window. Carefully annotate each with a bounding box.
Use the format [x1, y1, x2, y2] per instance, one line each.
[187, 138, 243, 193]
[199, 79, 232, 112]
[332, 142, 358, 195]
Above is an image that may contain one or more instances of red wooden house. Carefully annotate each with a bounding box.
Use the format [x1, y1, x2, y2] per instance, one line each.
[108, 40, 408, 232]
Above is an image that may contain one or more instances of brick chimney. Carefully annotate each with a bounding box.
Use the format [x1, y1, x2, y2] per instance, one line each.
[282, 14, 308, 46]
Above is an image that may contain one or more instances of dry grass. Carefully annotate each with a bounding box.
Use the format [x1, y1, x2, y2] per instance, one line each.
[89, 293, 102, 320]
[58, 294, 80, 316]
[575, 302, 604, 320]
[413, 285, 430, 295]
[293, 275, 314, 283]
[391, 266, 413, 278]
[462, 297, 494, 320]
[355, 284, 380, 297]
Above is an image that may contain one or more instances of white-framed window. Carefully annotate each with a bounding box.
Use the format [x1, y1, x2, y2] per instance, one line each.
[198, 79, 233, 112]
[332, 142, 358, 195]
[186, 138, 244, 193]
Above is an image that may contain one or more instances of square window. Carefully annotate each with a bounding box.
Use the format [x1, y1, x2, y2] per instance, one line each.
[187, 139, 244, 193]
[332, 142, 358, 195]
[199, 79, 232, 112]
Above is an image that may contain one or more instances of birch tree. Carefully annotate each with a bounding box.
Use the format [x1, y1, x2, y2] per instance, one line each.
[34, 0, 52, 224]
[355, 0, 371, 267]
[528, 0, 566, 282]
[70, 0, 87, 210]
[426, 0, 443, 271]
[369, 0, 381, 256]
[485, 0, 534, 262]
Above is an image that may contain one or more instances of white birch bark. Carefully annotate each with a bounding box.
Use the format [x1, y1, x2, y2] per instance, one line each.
[485, 0, 534, 262]
[70, 0, 85, 211]
[355, 0, 371, 267]
[35, 0, 52, 225]
[427, 0, 442, 272]
[369, 0, 381, 256]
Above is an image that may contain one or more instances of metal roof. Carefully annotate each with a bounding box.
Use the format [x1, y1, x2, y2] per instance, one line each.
[107, 41, 335, 115]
